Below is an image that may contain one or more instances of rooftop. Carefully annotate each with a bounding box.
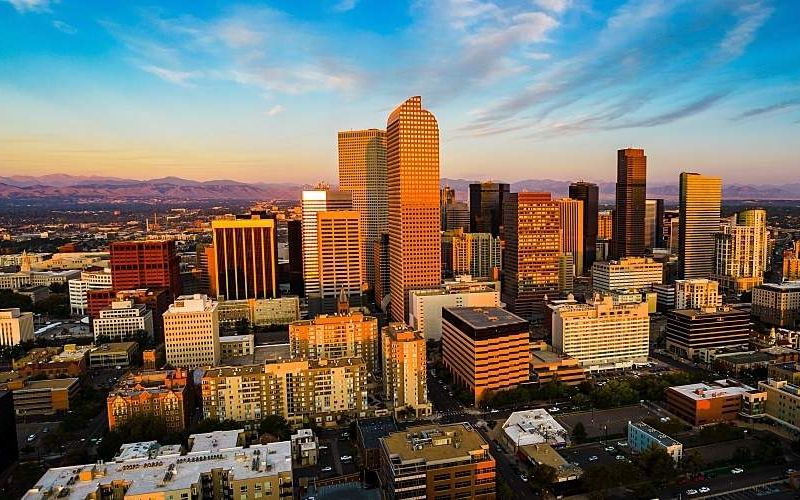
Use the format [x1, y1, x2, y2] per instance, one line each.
[166, 294, 217, 313]
[381, 422, 489, 464]
[628, 421, 681, 448]
[443, 307, 526, 330]
[219, 334, 254, 343]
[502, 409, 568, 447]
[22, 378, 79, 390]
[757, 281, 800, 291]
[188, 429, 244, 453]
[671, 306, 748, 318]
[669, 380, 760, 401]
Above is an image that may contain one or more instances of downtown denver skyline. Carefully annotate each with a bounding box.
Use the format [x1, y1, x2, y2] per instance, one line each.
[1, 0, 798, 184]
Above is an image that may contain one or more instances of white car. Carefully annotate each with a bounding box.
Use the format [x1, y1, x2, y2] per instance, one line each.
[686, 489, 698, 496]
[588, 455, 598, 461]
[616, 441, 628, 447]
[341, 455, 353, 462]
[731, 467, 744, 474]
[699, 487, 711, 494]
[548, 407, 560, 412]
[604, 446, 615, 452]
[489, 409, 499, 413]
[615, 455, 625, 461]
[520, 474, 528, 482]
[321, 466, 332, 473]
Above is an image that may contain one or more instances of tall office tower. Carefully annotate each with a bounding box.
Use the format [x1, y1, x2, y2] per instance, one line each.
[440, 186, 470, 231]
[558, 253, 575, 292]
[470, 181, 510, 238]
[286, 218, 304, 296]
[382, 323, 431, 417]
[301, 189, 352, 299]
[558, 198, 585, 276]
[386, 96, 441, 323]
[374, 232, 390, 308]
[502, 192, 561, 319]
[441, 229, 501, 279]
[289, 310, 379, 373]
[440, 185, 456, 229]
[163, 294, 220, 368]
[613, 148, 647, 259]
[645, 199, 665, 251]
[679, 172, 722, 279]
[315, 211, 363, 311]
[337, 128, 387, 290]
[598, 210, 614, 240]
[713, 208, 768, 294]
[110, 240, 181, 297]
[784, 241, 800, 281]
[569, 181, 599, 273]
[211, 211, 278, 301]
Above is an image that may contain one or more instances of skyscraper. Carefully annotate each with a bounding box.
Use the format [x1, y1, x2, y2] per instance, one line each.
[558, 198, 585, 276]
[645, 198, 665, 251]
[110, 240, 182, 298]
[569, 181, 599, 273]
[613, 148, 647, 259]
[316, 210, 363, 310]
[301, 189, 352, 299]
[679, 172, 722, 279]
[713, 208, 768, 293]
[502, 192, 561, 319]
[387, 96, 441, 323]
[211, 212, 278, 300]
[286, 218, 304, 296]
[440, 187, 470, 231]
[337, 128, 387, 290]
[470, 181, 510, 238]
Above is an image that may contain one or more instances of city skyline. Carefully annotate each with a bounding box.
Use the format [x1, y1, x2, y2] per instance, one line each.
[1, 1, 799, 184]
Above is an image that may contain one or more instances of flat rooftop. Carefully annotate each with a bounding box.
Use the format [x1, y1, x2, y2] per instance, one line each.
[531, 350, 571, 364]
[669, 380, 759, 401]
[443, 307, 526, 330]
[629, 421, 681, 448]
[188, 429, 243, 453]
[219, 334, 253, 343]
[758, 281, 800, 292]
[381, 422, 489, 464]
[23, 378, 79, 390]
[671, 307, 748, 318]
[502, 409, 568, 447]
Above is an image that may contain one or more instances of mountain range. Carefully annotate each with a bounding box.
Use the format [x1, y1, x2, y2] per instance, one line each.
[0, 174, 798, 202]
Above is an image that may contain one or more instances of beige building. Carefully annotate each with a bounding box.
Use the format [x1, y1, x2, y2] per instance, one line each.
[752, 282, 800, 328]
[92, 300, 154, 342]
[675, 279, 722, 309]
[317, 210, 364, 305]
[760, 379, 800, 433]
[252, 296, 300, 326]
[289, 311, 379, 373]
[783, 241, 800, 281]
[387, 96, 441, 323]
[591, 257, 663, 292]
[714, 209, 768, 294]
[163, 294, 220, 368]
[558, 198, 585, 276]
[202, 358, 368, 428]
[0, 308, 34, 347]
[301, 189, 352, 299]
[551, 294, 649, 371]
[337, 128, 387, 290]
[88, 342, 139, 369]
[382, 324, 431, 417]
[441, 229, 501, 280]
[679, 172, 722, 280]
[219, 334, 255, 360]
[6, 378, 80, 416]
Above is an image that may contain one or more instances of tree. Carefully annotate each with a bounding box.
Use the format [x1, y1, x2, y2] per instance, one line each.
[532, 464, 558, 486]
[259, 414, 290, 441]
[637, 446, 677, 485]
[572, 422, 588, 443]
[49, 282, 67, 294]
[679, 451, 705, 477]
[0, 289, 33, 311]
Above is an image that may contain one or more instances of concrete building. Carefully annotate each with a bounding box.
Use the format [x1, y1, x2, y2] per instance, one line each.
[338, 128, 387, 290]
[291, 428, 319, 466]
[382, 324, 431, 418]
[202, 358, 368, 428]
[289, 311, 379, 373]
[679, 172, 722, 280]
[713, 209, 768, 294]
[4, 378, 80, 416]
[558, 197, 585, 276]
[252, 296, 300, 326]
[441, 229, 501, 280]
[627, 421, 683, 461]
[374, 232, 390, 308]
[92, 300, 154, 342]
[219, 334, 255, 360]
[551, 294, 649, 371]
[0, 308, 34, 347]
[503, 192, 561, 319]
[88, 342, 139, 369]
[591, 257, 663, 292]
[387, 96, 441, 323]
[23, 437, 293, 500]
[759, 379, 800, 434]
[665, 380, 765, 426]
[666, 306, 751, 360]
[68, 268, 113, 315]
[379, 422, 495, 500]
[645, 198, 665, 251]
[598, 210, 613, 241]
[442, 307, 530, 401]
[783, 241, 800, 281]
[315, 210, 364, 311]
[408, 277, 501, 341]
[163, 294, 220, 368]
[110, 240, 181, 298]
[752, 281, 800, 328]
[569, 181, 599, 274]
[107, 368, 191, 432]
[501, 409, 568, 450]
[530, 349, 586, 386]
[211, 212, 278, 300]
[613, 148, 647, 259]
[674, 279, 722, 310]
[470, 181, 510, 238]
[302, 189, 353, 300]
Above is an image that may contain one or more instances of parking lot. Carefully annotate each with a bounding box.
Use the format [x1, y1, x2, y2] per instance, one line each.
[559, 441, 633, 469]
[556, 405, 659, 438]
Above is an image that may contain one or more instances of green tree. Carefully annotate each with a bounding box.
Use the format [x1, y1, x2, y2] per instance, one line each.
[679, 451, 705, 477]
[572, 422, 588, 443]
[0, 289, 33, 311]
[259, 414, 290, 441]
[638, 446, 677, 485]
[533, 464, 558, 486]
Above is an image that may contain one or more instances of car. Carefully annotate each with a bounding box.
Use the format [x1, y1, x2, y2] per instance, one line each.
[340, 432, 350, 438]
[489, 409, 499, 413]
[26, 434, 36, 443]
[520, 474, 528, 482]
[548, 407, 560, 412]
[616, 441, 628, 447]
[659, 417, 671, 423]
[615, 455, 625, 461]
[604, 446, 615, 452]
[731, 467, 744, 474]
[321, 466, 333, 473]
[698, 487, 711, 494]
[319, 445, 329, 450]
[588, 455, 598, 461]
[341, 455, 353, 462]
[686, 489, 698, 496]
[448, 392, 454, 397]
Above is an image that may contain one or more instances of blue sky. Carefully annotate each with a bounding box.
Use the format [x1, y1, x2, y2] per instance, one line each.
[0, 0, 798, 184]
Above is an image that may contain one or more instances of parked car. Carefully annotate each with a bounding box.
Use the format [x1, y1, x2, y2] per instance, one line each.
[520, 474, 528, 482]
[604, 446, 615, 452]
[731, 467, 744, 474]
[686, 489, 698, 496]
[588, 455, 598, 461]
[321, 466, 333, 473]
[548, 407, 560, 412]
[341, 455, 353, 462]
[615, 455, 625, 461]
[698, 487, 711, 494]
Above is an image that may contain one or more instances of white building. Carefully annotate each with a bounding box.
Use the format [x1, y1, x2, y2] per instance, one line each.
[301, 189, 352, 298]
[408, 277, 500, 341]
[551, 294, 649, 371]
[501, 409, 568, 451]
[0, 270, 80, 290]
[591, 257, 663, 292]
[92, 300, 153, 342]
[163, 294, 220, 368]
[0, 308, 34, 346]
[752, 281, 800, 328]
[68, 268, 113, 315]
[220, 334, 255, 359]
[252, 296, 300, 326]
[627, 421, 683, 461]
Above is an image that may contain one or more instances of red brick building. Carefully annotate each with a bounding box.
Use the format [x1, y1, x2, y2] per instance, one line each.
[110, 241, 181, 297]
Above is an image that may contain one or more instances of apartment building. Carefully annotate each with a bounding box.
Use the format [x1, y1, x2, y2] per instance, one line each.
[441, 229, 501, 280]
[382, 324, 431, 417]
[107, 368, 191, 432]
[163, 294, 220, 368]
[289, 311, 379, 373]
[627, 421, 683, 461]
[752, 282, 800, 328]
[591, 257, 663, 292]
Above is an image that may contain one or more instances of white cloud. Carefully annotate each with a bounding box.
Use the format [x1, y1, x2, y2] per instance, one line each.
[333, 0, 358, 12]
[2, 0, 52, 13]
[52, 20, 76, 34]
[533, 0, 570, 14]
[265, 105, 285, 116]
[140, 65, 199, 87]
[717, 1, 773, 60]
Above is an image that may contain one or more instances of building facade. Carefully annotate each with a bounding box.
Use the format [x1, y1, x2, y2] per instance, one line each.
[627, 421, 683, 461]
[211, 212, 278, 300]
[470, 181, 509, 238]
[92, 300, 154, 342]
[68, 268, 113, 315]
[666, 380, 765, 426]
[316, 210, 364, 310]
[666, 306, 751, 360]
[106, 368, 191, 432]
[0, 308, 34, 347]
[408, 278, 501, 341]
[289, 311, 379, 373]
[591, 257, 663, 292]
[752, 282, 800, 328]
[674, 279, 722, 310]
[613, 148, 647, 258]
[645, 198, 665, 251]
[110, 240, 181, 297]
[569, 181, 599, 274]
[163, 294, 220, 368]
[679, 172, 722, 279]
[382, 324, 431, 417]
[441, 229, 501, 280]
[558, 198, 585, 277]
[713, 209, 768, 294]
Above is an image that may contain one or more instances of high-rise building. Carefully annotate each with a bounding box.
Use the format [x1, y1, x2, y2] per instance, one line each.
[387, 96, 441, 323]
[338, 128, 387, 290]
[0, 308, 34, 347]
[470, 181, 510, 238]
[591, 257, 663, 292]
[442, 307, 530, 401]
[598, 210, 613, 240]
[382, 324, 431, 417]
[289, 310, 379, 373]
[665, 306, 750, 359]
[211, 212, 278, 300]
[302, 190, 352, 300]
[713, 208, 768, 294]
[441, 229, 501, 280]
[316, 210, 364, 310]
[68, 268, 113, 315]
[374, 232, 390, 308]
[679, 172, 722, 279]
[645, 199, 665, 251]
[783, 241, 800, 281]
[502, 192, 561, 319]
[441, 186, 470, 232]
[163, 294, 220, 368]
[287, 218, 304, 296]
[107, 368, 191, 432]
[110, 240, 181, 297]
[379, 423, 496, 500]
[613, 148, 647, 259]
[551, 294, 649, 371]
[569, 181, 599, 273]
[558, 198, 585, 276]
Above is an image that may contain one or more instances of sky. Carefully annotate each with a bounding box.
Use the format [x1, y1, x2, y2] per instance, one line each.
[0, 0, 798, 185]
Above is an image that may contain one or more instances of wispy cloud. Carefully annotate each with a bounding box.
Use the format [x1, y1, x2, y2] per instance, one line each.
[332, 0, 358, 13]
[140, 65, 200, 87]
[52, 20, 76, 34]
[265, 105, 285, 116]
[533, 0, 570, 14]
[2, 0, 52, 13]
[733, 99, 800, 120]
[716, 1, 774, 60]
